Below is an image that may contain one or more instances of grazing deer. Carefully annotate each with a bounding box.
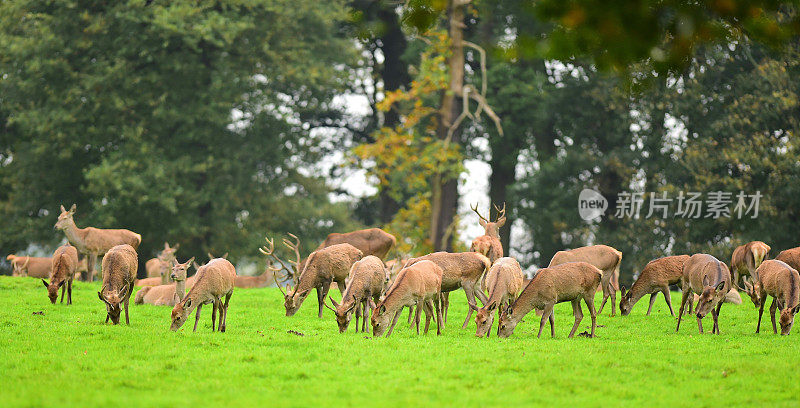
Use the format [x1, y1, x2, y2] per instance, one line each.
[324, 255, 389, 333]
[469, 203, 506, 264]
[730, 241, 770, 289]
[371, 260, 443, 337]
[676, 254, 731, 334]
[42, 245, 79, 305]
[498, 262, 601, 339]
[98, 245, 138, 325]
[775, 247, 800, 272]
[548, 245, 622, 316]
[145, 242, 179, 284]
[405, 252, 491, 329]
[8, 255, 52, 278]
[742, 260, 800, 335]
[54, 204, 141, 282]
[261, 235, 362, 318]
[471, 257, 524, 337]
[315, 228, 396, 260]
[170, 258, 235, 332]
[620, 255, 690, 316]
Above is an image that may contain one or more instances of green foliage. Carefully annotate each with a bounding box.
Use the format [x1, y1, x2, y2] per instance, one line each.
[3, 276, 800, 406]
[0, 0, 360, 264]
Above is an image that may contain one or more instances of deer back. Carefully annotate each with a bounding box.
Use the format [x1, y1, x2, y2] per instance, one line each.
[407, 252, 489, 291]
[485, 257, 524, 302]
[776, 247, 800, 271]
[683, 254, 730, 294]
[101, 244, 139, 291]
[50, 245, 79, 282]
[188, 258, 236, 299]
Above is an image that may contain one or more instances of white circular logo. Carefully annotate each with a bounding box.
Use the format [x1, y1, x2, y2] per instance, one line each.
[578, 189, 608, 220]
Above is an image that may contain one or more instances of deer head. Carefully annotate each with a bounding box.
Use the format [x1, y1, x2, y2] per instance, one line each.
[42, 278, 66, 304]
[741, 278, 761, 307]
[159, 242, 180, 262]
[695, 276, 727, 318]
[471, 202, 506, 238]
[473, 300, 499, 337]
[171, 297, 196, 331]
[54, 204, 76, 231]
[779, 304, 800, 335]
[260, 234, 304, 315]
[325, 295, 358, 333]
[497, 304, 519, 338]
[98, 285, 129, 324]
[170, 257, 195, 282]
[619, 285, 633, 316]
[370, 302, 393, 337]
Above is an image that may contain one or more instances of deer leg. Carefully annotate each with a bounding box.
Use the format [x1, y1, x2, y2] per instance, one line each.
[538, 304, 554, 338]
[646, 293, 656, 315]
[610, 285, 617, 317]
[713, 301, 723, 335]
[407, 305, 414, 326]
[462, 285, 478, 329]
[733, 270, 740, 290]
[434, 293, 443, 335]
[67, 279, 73, 305]
[124, 282, 132, 325]
[105, 314, 109, 324]
[756, 297, 766, 333]
[549, 310, 555, 337]
[211, 299, 218, 332]
[584, 293, 597, 338]
[88, 253, 98, 282]
[569, 300, 583, 338]
[598, 288, 610, 316]
[423, 300, 433, 335]
[414, 300, 422, 335]
[676, 284, 691, 332]
[386, 310, 401, 338]
[193, 304, 203, 332]
[442, 292, 449, 323]
[221, 292, 231, 332]
[770, 297, 778, 334]
[662, 287, 674, 316]
[362, 300, 369, 333]
[696, 313, 704, 334]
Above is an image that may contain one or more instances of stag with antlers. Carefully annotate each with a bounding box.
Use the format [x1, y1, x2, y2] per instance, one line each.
[260, 234, 363, 318]
[470, 202, 506, 264]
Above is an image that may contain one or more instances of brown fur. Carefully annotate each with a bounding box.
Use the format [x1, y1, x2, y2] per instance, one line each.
[8, 255, 52, 278]
[775, 247, 800, 271]
[473, 257, 524, 337]
[371, 260, 443, 337]
[42, 245, 79, 305]
[730, 241, 771, 288]
[327, 255, 389, 333]
[170, 258, 236, 332]
[548, 244, 622, 316]
[283, 243, 363, 318]
[55, 204, 141, 282]
[620, 255, 690, 316]
[743, 260, 800, 335]
[98, 245, 139, 325]
[145, 242, 180, 284]
[469, 203, 506, 263]
[498, 262, 601, 338]
[676, 254, 731, 334]
[405, 251, 491, 329]
[315, 228, 396, 260]
[234, 270, 274, 288]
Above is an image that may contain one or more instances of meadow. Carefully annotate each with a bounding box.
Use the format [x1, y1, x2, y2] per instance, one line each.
[1, 275, 799, 407]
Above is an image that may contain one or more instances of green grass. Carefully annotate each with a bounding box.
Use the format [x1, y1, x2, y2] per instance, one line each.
[1, 275, 799, 407]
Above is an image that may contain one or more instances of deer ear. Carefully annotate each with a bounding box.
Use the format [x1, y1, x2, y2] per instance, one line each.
[379, 304, 386, 314]
[478, 218, 487, 228]
[496, 217, 506, 228]
[330, 296, 340, 309]
[58, 280, 66, 288]
[184, 298, 192, 308]
[97, 291, 105, 302]
[620, 285, 627, 297]
[716, 281, 726, 292]
[505, 305, 513, 316]
[173, 243, 179, 251]
[42, 279, 49, 288]
[69, 204, 76, 213]
[792, 304, 800, 314]
[187, 257, 195, 266]
[192, 261, 201, 270]
[487, 301, 498, 311]
[164, 242, 170, 250]
[222, 252, 228, 259]
[60, 205, 66, 213]
[703, 275, 709, 287]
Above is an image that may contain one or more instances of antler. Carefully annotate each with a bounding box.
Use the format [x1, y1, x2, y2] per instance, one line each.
[260, 236, 298, 295]
[470, 202, 490, 224]
[281, 233, 301, 272]
[493, 202, 506, 222]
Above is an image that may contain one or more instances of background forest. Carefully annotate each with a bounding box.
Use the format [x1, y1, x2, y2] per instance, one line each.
[1, 0, 798, 284]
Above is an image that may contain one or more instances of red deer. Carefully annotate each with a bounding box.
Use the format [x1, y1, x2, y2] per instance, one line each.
[730, 241, 770, 289]
[620, 255, 690, 316]
[676, 254, 732, 334]
[234, 269, 274, 289]
[498, 262, 601, 338]
[98, 244, 138, 325]
[324, 255, 388, 333]
[742, 259, 800, 335]
[8, 255, 52, 278]
[775, 247, 800, 272]
[170, 258, 235, 332]
[405, 252, 491, 329]
[315, 228, 396, 260]
[134, 257, 195, 306]
[261, 235, 362, 318]
[41, 245, 79, 305]
[471, 257, 524, 337]
[371, 260, 443, 337]
[469, 203, 506, 263]
[145, 242, 179, 284]
[54, 204, 141, 282]
[548, 245, 622, 316]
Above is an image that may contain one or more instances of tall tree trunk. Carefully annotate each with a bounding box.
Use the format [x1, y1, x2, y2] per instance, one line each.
[431, 0, 466, 251]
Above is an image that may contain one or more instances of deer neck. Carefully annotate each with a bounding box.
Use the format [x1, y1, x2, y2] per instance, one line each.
[61, 219, 87, 250]
[174, 279, 186, 301]
[484, 225, 500, 239]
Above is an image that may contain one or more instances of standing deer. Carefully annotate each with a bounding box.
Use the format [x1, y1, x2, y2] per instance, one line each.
[497, 262, 601, 339]
[730, 241, 770, 289]
[469, 202, 506, 264]
[42, 245, 79, 305]
[98, 244, 138, 325]
[371, 260, 443, 337]
[324, 255, 389, 333]
[548, 245, 622, 316]
[775, 247, 800, 272]
[261, 235, 362, 318]
[742, 260, 800, 335]
[145, 242, 179, 284]
[404, 252, 491, 329]
[314, 228, 396, 260]
[170, 258, 236, 333]
[7, 255, 52, 278]
[54, 204, 141, 282]
[470, 257, 524, 337]
[676, 254, 731, 335]
[619, 255, 690, 316]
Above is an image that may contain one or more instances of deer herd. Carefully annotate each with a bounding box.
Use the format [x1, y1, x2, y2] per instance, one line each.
[5, 203, 800, 338]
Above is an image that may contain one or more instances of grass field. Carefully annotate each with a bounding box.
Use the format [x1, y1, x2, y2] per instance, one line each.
[1, 275, 799, 407]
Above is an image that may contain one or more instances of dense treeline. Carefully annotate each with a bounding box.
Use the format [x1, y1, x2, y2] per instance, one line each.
[1, 1, 799, 283]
